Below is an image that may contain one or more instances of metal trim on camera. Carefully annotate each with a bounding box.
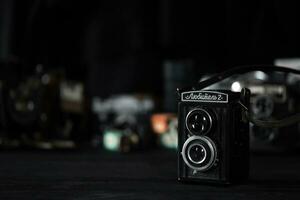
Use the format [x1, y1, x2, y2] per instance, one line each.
[181, 135, 217, 171]
[185, 108, 213, 135]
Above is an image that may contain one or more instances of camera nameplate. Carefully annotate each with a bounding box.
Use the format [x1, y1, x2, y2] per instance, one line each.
[181, 91, 228, 103]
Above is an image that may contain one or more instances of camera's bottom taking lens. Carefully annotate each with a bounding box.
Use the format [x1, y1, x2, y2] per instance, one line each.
[181, 135, 217, 171]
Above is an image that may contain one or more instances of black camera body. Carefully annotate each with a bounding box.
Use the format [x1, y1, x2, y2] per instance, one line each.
[177, 88, 250, 184]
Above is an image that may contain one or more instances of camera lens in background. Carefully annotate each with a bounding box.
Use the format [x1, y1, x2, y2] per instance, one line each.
[186, 108, 212, 135]
[251, 95, 274, 119]
[251, 125, 279, 142]
[181, 135, 217, 171]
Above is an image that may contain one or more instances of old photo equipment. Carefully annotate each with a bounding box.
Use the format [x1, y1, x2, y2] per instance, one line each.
[177, 65, 300, 184]
[0, 64, 89, 149]
[92, 95, 155, 152]
[199, 70, 300, 152]
[178, 88, 250, 184]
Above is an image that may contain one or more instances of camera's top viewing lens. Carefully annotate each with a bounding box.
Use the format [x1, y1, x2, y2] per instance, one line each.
[186, 109, 212, 135]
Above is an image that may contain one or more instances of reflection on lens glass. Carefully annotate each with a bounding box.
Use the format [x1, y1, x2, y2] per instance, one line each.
[186, 109, 212, 134]
[188, 144, 206, 163]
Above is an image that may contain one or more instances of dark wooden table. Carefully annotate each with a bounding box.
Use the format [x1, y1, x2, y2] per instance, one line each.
[0, 149, 300, 199]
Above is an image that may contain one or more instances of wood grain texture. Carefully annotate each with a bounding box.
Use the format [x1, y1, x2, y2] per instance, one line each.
[0, 150, 299, 200]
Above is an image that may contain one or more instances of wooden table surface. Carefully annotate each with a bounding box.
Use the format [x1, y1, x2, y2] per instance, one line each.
[0, 149, 299, 200]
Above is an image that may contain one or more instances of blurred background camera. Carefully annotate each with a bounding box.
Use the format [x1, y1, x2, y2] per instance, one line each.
[200, 63, 300, 152]
[0, 63, 89, 149]
[91, 95, 155, 152]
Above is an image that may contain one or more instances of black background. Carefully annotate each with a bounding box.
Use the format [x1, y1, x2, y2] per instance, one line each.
[2, 1, 300, 96]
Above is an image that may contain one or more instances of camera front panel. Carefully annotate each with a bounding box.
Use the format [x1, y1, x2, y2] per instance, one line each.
[177, 89, 250, 184]
[178, 101, 233, 183]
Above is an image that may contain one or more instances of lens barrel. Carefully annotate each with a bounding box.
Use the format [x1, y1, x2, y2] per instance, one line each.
[181, 135, 217, 171]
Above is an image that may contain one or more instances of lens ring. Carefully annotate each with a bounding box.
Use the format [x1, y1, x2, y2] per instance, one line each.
[185, 108, 213, 135]
[181, 135, 217, 171]
[187, 144, 207, 164]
